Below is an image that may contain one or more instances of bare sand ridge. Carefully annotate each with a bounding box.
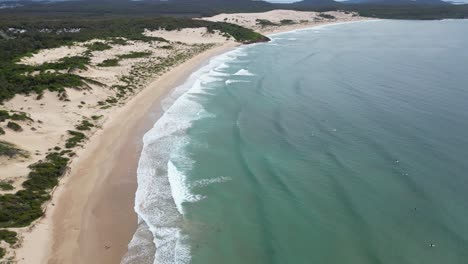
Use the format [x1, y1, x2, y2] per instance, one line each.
[2, 10, 366, 263]
[202, 10, 363, 34]
[144, 27, 233, 44]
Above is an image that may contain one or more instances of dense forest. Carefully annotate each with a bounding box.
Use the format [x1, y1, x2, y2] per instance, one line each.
[1, 0, 468, 19]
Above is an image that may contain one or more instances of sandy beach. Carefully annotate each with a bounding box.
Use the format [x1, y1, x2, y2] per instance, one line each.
[15, 43, 238, 264]
[9, 11, 366, 263]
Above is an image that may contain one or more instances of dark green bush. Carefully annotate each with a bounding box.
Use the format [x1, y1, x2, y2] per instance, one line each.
[23, 152, 69, 191]
[280, 19, 295, 25]
[0, 230, 17, 244]
[6, 122, 22, 132]
[318, 13, 336, 20]
[256, 19, 277, 27]
[86, 42, 112, 52]
[65, 130, 86, 148]
[0, 111, 9, 122]
[0, 128, 4, 135]
[75, 120, 94, 131]
[105, 97, 118, 104]
[10, 112, 33, 122]
[0, 152, 68, 228]
[0, 182, 14, 191]
[97, 59, 119, 67]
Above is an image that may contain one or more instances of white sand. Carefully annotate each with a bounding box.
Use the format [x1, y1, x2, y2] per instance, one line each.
[144, 27, 233, 44]
[203, 10, 363, 34]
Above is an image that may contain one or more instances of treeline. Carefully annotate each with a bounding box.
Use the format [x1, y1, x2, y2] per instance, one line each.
[2, 0, 468, 20]
[0, 16, 268, 102]
[340, 4, 468, 19]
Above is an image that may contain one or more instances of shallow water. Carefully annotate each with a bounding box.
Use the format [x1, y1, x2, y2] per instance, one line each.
[126, 19, 468, 264]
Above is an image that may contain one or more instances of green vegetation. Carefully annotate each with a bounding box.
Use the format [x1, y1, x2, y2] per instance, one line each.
[0, 182, 14, 191]
[0, 141, 28, 158]
[318, 13, 336, 20]
[0, 111, 9, 122]
[0, 230, 17, 245]
[65, 130, 86, 148]
[10, 111, 33, 122]
[0, 152, 69, 227]
[6, 122, 22, 132]
[280, 19, 296, 25]
[85, 41, 112, 52]
[38, 56, 90, 71]
[0, 16, 268, 103]
[109, 38, 128, 45]
[256, 19, 278, 27]
[97, 59, 119, 67]
[91, 115, 103, 120]
[0, 128, 4, 135]
[75, 120, 94, 131]
[118, 51, 152, 59]
[0, 248, 4, 259]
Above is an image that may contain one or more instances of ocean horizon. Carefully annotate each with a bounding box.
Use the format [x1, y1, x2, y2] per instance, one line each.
[124, 19, 468, 264]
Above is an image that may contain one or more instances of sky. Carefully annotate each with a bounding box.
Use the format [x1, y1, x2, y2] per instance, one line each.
[0, 0, 467, 5]
[268, 0, 467, 3]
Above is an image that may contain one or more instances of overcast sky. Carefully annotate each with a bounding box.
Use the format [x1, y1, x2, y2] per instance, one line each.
[266, 0, 468, 3]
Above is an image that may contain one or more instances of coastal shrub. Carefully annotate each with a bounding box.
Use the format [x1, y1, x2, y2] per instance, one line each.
[10, 112, 33, 122]
[256, 19, 277, 27]
[65, 130, 86, 148]
[0, 111, 9, 122]
[109, 38, 128, 45]
[0, 152, 69, 228]
[118, 51, 152, 59]
[0, 230, 17, 245]
[85, 42, 112, 52]
[91, 115, 103, 120]
[39, 56, 90, 71]
[0, 189, 48, 227]
[75, 120, 94, 131]
[318, 13, 336, 20]
[97, 59, 119, 67]
[105, 97, 118, 104]
[6, 122, 22, 132]
[23, 152, 69, 191]
[0, 141, 28, 158]
[280, 19, 295, 25]
[0, 128, 4, 135]
[0, 248, 4, 259]
[0, 182, 14, 191]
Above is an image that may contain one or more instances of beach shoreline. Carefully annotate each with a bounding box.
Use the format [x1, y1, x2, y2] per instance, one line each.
[14, 15, 367, 264]
[15, 42, 239, 264]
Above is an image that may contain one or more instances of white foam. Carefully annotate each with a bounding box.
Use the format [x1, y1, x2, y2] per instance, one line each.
[192, 176, 231, 188]
[225, 79, 251, 85]
[267, 19, 383, 38]
[234, 69, 255, 76]
[167, 161, 204, 214]
[131, 47, 244, 264]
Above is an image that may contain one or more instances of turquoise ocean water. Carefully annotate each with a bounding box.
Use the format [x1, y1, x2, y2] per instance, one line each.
[124, 20, 468, 264]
